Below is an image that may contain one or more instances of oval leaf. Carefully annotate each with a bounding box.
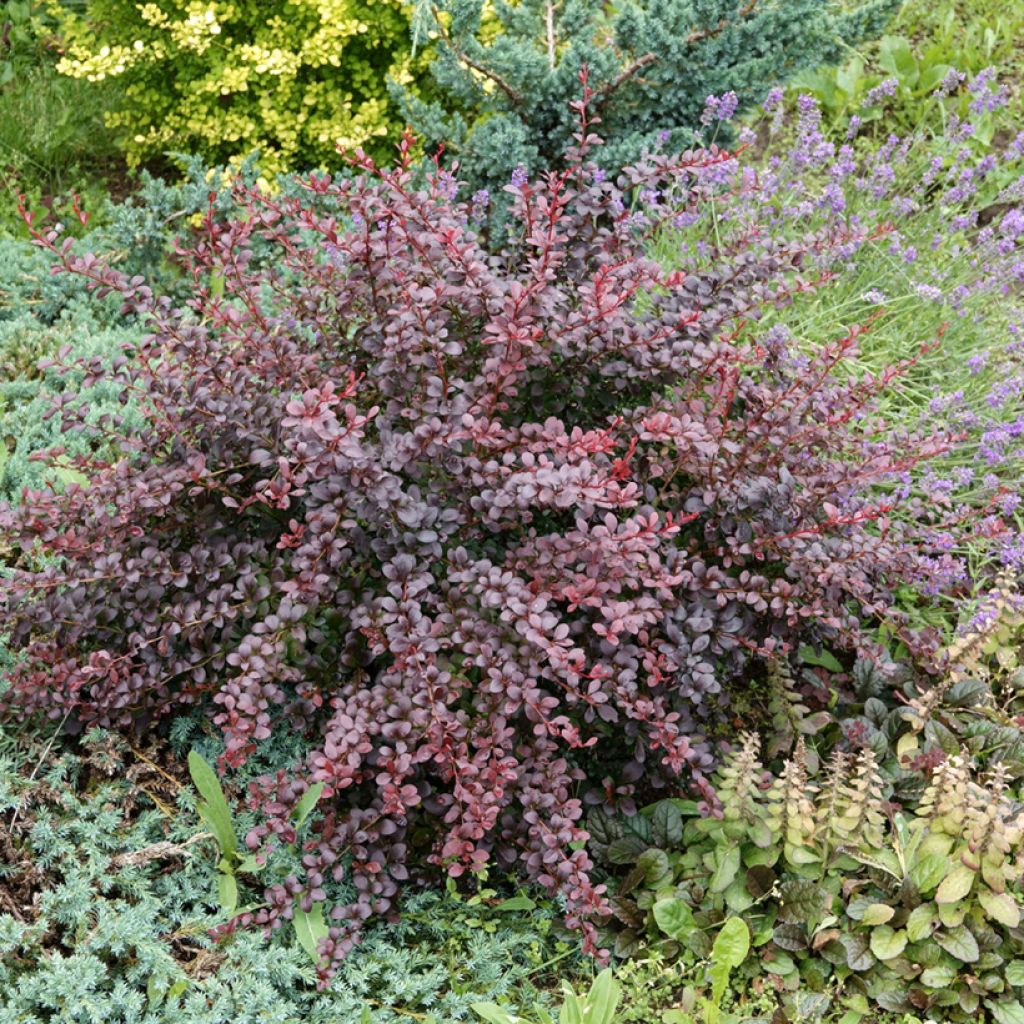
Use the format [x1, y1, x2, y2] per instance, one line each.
[710, 846, 742, 893]
[712, 917, 751, 970]
[935, 863, 975, 905]
[935, 925, 980, 964]
[979, 889, 1021, 929]
[909, 853, 948, 894]
[653, 898, 695, 941]
[906, 904, 937, 942]
[870, 925, 907, 961]
[861, 903, 895, 926]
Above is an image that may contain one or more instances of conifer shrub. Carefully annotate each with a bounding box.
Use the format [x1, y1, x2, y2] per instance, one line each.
[395, 0, 899, 197]
[0, 83, 999, 979]
[0, 722, 574, 1023]
[49, 0, 432, 175]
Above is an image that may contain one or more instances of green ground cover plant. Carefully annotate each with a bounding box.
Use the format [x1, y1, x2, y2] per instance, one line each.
[0, 718, 580, 1023]
[587, 583, 1024, 1022]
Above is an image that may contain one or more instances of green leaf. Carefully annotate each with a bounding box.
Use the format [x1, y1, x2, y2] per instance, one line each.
[945, 678, 989, 707]
[987, 1000, 1024, 1024]
[585, 969, 620, 1024]
[835, 57, 865, 98]
[472, 1004, 518, 1024]
[869, 925, 907, 961]
[935, 925, 980, 964]
[291, 781, 326, 827]
[1006, 961, 1024, 987]
[798, 646, 843, 673]
[710, 846, 741, 893]
[861, 903, 895, 926]
[712, 917, 750, 970]
[236, 854, 261, 874]
[785, 844, 821, 866]
[666, 799, 703, 817]
[979, 889, 1021, 928]
[935, 863, 975, 904]
[921, 965, 958, 989]
[187, 751, 237, 862]
[637, 848, 672, 887]
[217, 872, 238, 915]
[496, 895, 537, 912]
[293, 903, 329, 964]
[709, 962, 730, 1013]
[560, 982, 584, 1024]
[166, 980, 188, 1004]
[763, 951, 797, 976]
[878, 35, 918, 85]
[909, 853, 949, 893]
[839, 846, 900, 878]
[661, 1013, 693, 1024]
[906, 904, 937, 942]
[653, 898, 695, 941]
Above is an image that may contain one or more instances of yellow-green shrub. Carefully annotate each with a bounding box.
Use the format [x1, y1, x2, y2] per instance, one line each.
[50, 0, 430, 174]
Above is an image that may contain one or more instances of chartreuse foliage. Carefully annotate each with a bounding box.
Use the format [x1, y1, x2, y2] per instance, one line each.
[395, 0, 899, 194]
[49, 0, 432, 175]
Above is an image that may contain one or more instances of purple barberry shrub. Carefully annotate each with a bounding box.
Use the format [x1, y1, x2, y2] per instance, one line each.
[0, 80, 983, 976]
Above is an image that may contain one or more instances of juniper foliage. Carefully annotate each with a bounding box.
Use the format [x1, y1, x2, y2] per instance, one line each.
[0, 723, 570, 1023]
[395, 0, 900, 196]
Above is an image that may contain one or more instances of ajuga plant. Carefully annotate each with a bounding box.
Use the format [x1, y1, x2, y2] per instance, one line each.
[0, 79, 998, 981]
[396, 0, 899, 198]
[49, 0, 432, 175]
[591, 734, 1024, 1023]
[814, 575, 1024, 812]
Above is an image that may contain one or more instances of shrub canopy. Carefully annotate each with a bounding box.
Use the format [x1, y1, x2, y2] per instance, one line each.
[0, 87, 995, 977]
[52, 0, 432, 174]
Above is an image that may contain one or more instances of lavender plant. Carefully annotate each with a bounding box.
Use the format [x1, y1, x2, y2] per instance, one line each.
[650, 68, 1024, 605]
